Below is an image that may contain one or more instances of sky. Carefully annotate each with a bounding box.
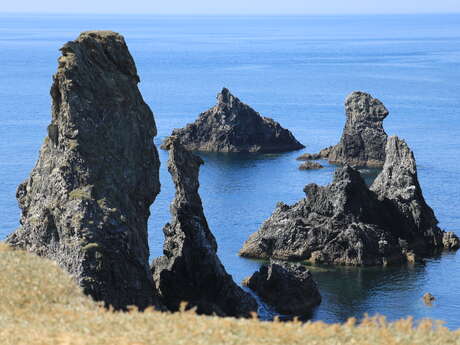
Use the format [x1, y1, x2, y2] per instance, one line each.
[1, 0, 460, 15]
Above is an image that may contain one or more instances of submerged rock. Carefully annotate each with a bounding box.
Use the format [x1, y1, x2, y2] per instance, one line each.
[7, 31, 161, 310]
[243, 261, 321, 315]
[241, 136, 457, 265]
[162, 88, 304, 153]
[152, 138, 257, 317]
[299, 162, 324, 170]
[299, 92, 389, 167]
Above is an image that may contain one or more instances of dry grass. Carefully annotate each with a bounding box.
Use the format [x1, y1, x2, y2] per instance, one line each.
[1, 242, 459, 345]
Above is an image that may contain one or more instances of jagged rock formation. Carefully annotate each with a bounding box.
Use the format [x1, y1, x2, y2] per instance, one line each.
[240, 136, 458, 265]
[240, 165, 402, 265]
[370, 136, 445, 252]
[299, 162, 323, 170]
[162, 88, 304, 153]
[6, 31, 161, 310]
[243, 261, 321, 315]
[297, 92, 389, 167]
[152, 138, 257, 317]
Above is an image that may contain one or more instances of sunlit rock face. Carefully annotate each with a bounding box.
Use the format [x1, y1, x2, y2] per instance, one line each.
[162, 88, 304, 153]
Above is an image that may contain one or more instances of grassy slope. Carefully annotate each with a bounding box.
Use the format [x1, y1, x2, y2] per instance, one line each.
[1, 243, 459, 345]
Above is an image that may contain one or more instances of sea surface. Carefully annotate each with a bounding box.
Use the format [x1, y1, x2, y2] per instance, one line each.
[1, 13, 459, 328]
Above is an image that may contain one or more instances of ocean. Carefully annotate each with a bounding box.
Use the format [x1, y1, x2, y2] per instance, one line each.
[1, 13, 459, 327]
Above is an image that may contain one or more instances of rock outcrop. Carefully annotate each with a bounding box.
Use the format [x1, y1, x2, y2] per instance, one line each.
[296, 146, 334, 161]
[370, 136, 445, 252]
[297, 92, 389, 167]
[443, 232, 459, 250]
[7, 31, 161, 310]
[299, 162, 324, 170]
[152, 138, 257, 317]
[243, 261, 321, 315]
[240, 136, 458, 265]
[162, 88, 304, 153]
[240, 165, 403, 265]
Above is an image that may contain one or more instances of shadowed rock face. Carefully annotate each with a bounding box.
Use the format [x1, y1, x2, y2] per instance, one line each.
[243, 261, 321, 316]
[297, 92, 389, 167]
[241, 136, 457, 266]
[152, 138, 257, 317]
[370, 136, 445, 250]
[162, 88, 304, 153]
[7, 31, 161, 310]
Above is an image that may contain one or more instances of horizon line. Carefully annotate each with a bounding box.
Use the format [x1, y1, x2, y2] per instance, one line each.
[1, 11, 460, 16]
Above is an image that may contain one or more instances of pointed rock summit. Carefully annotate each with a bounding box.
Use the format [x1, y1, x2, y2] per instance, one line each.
[152, 138, 257, 317]
[7, 31, 162, 310]
[370, 136, 447, 250]
[162, 88, 304, 153]
[298, 91, 389, 167]
[241, 136, 458, 265]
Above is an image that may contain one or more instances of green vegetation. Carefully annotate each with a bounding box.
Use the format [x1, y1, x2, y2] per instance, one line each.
[69, 187, 92, 200]
[0, 243, 459, 345]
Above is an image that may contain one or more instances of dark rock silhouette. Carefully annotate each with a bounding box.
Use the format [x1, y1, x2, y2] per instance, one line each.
[152, 138, 257, 317]
[7, 31, 162, 310]
[243, 260, 321, 315]
[297, 92, 389, 167]
[162, 88, 304, 153]
[241, 136, 458, 265]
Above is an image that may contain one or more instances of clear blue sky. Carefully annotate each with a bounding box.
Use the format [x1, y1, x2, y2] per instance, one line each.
[1, 0, 460, 15]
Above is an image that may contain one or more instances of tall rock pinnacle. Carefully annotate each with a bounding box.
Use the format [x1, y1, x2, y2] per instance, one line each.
[152, 138, 258, 317]
[7, 31, 161, 310]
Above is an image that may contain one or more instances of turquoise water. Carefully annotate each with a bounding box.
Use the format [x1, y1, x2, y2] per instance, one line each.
[1, 13, 459, 328]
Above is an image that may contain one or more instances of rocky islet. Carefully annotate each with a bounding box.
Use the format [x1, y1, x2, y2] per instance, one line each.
[240, 136, 459, 265]
[298, 91, 389, 167]
[162, 88, 305, 153]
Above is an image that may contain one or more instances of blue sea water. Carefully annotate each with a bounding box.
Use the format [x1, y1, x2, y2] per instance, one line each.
[1, 13, 460, 328]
